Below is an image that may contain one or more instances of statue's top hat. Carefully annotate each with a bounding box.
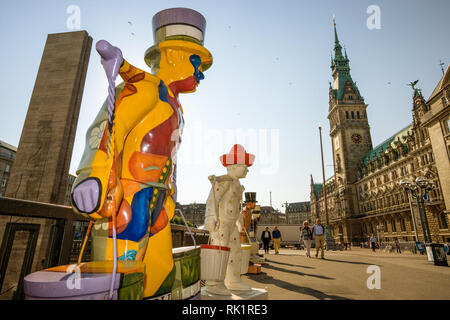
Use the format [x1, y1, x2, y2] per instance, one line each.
[152, 8, 206, 45]
[145, 8, 212, 71]
[244, 192, 257, 203]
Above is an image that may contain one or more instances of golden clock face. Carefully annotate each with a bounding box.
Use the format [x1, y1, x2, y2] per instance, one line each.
[351, 133, 362, 144]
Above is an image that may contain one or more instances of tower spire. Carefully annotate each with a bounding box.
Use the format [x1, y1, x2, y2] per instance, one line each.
[333, 15, 343, 58]
[329, 18, 363, 102]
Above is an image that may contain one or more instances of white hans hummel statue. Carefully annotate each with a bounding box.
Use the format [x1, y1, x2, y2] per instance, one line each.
[204, 144, 255, 295]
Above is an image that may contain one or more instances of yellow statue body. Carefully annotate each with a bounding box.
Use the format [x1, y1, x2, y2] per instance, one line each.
[71, 8, 212, 299]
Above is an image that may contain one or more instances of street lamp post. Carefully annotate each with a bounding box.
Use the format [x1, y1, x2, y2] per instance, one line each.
[400, 177, 449, 266]
[399, 177, 433, 243]
[406, 192, 420, 242]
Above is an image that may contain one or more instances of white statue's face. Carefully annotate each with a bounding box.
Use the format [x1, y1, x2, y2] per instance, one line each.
[227, 164, 248, 179]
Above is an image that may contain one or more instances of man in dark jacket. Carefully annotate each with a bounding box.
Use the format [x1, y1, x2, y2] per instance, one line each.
[261, 227, 272, 254]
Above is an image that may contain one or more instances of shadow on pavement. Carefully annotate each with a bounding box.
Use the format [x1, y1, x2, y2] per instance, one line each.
[248, 272, 350, 300]
[321, 258, 379, 266]
[263, 263, 334, 280]
[264, 259, 315, 269]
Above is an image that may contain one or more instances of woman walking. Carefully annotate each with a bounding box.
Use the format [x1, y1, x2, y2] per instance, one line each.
[301, 221, 313, 258]
[261, 227, 272, 254]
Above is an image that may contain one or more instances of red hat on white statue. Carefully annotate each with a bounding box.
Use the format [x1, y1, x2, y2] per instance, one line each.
[220, 144, 255, 167]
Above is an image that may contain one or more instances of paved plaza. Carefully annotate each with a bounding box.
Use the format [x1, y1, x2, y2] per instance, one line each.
[242, 248, 450, 300]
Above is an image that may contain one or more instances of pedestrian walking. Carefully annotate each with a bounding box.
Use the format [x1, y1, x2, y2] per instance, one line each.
[272, 226, 282, 254]
[301, 221, 313, 258]
[261, 227, 271, 254]
[370, 235, 377, 252]
[395, 239, 402, 254]
[312, 219, 326, 259]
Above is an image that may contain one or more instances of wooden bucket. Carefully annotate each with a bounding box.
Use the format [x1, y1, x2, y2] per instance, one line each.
[240, 244, 252, 274]
[200, 244, 230, 281]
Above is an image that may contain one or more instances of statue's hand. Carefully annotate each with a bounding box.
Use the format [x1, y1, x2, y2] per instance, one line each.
[204, 215, 218, 232]
[72, 178, 101, 214]
[96, 40, 123, 83]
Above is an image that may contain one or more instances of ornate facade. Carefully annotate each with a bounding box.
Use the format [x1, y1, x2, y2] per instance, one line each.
[285, 201, 311, 224]
[310, 24, 449, 244]
[259, 206, 285, 224]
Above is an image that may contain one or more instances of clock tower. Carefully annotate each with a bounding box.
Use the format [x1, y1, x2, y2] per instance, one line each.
[327, 20, 373, 216]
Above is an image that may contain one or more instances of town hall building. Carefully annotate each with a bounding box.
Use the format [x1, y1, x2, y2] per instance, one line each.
[310, 22, 450, 245]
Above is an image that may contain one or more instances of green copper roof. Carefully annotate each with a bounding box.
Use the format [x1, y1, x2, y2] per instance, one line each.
[313, 183, 323, 197]
[330, 21, 363, 102]
[312, 176, 334, 198]
[362, 123, 413, 166]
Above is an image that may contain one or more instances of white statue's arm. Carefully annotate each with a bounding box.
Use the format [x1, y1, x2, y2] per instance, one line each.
[205, 188, 218, 231]
[204, 175, 232, 231]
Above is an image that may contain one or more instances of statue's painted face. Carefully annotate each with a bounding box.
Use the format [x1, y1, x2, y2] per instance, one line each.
[227, 164, 249, 179]
[246, 202, 256, 210]
[169, 54, 204, 93]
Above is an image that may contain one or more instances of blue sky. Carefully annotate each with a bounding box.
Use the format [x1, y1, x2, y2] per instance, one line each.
[0, 0, 449, 211]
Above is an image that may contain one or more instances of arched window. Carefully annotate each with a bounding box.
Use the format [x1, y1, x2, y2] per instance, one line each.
[357, 111, 360, 119]
[346, 111, 349, 119]
[351, 111, 355, 119]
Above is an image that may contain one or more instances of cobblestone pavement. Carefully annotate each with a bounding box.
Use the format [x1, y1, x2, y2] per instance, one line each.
[242, 248, 450, 300]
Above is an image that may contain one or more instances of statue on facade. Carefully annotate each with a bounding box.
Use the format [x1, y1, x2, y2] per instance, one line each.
[204, 144, 255, 295]
[70, 8, 213, 299]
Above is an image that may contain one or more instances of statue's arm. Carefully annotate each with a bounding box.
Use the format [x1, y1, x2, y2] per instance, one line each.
[71, 41, 158, 220]
[204, 176, 231, 231]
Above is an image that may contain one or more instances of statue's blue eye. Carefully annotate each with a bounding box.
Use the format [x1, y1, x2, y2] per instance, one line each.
[190, 55, 204, 82]
[190, 55, 201, 68]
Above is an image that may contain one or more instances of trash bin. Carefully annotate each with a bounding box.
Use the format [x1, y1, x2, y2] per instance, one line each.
[425, 243, 448, 267]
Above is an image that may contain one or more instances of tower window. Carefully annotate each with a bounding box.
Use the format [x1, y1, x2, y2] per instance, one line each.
[439, 213, 448, 229]
[357, 111, 360, 119]
[351, 111, 355, 119]
[345, 111, 349, 119]
[391, 220, 397, 232]
[400, 218, 406, 232]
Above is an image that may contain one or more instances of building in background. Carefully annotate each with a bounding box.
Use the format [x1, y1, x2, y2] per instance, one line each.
[285, 201, 311, 224]
[421, 66, 450, 219]
[0, 141, 16, 197]
[175, 202, 206, 227]
[260, 206, 284, 224]
[310, 23, 449, 244]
